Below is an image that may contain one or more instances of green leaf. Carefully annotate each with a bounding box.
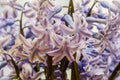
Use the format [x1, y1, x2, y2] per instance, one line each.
[45, 55, 55, 80]
[71, 53, 80, 80]
[109, 63, 120, 80]
[87, 1, 98, 17]
[60, 57, 69, 80]
[68, 0, 74, 18]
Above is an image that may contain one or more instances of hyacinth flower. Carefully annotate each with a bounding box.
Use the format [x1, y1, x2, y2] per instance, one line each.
[60, 13, 92, 43]
[31, 18, 58, 45]
[80, 53, 112, 79]
[26, 0, 55, 20]
[47, 32, 84, 65]
[91, 13, 119, 55]
[19, 34, 52, 64]
[0, 0, 120, 80]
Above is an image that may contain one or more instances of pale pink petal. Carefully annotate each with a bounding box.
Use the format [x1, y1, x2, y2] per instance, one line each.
[47, 48, 62, 56]
[65, 49, 75, 62]
[19, 34, 33, 49]
[60, 24, 74, 35]
[31, 26, 44, 36]
[37, 53, 46, 62]
[0, 35, 11, 47]
[53, 53, 64, 65]
[31, 71, 44, 80]
[38, 46, 52, 54]
[29, 52, 36, 62]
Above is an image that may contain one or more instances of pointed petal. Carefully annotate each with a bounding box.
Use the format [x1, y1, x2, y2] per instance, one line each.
[47, 48, 62, 56]
[65, 49, 75, 62]
[36, 53, 45, 62]
[18, 52, 28, 59]
[60, 24, 74, 34]
[53, 53, 64, 65]
[29, 52, 36, 62]
[19, 34, 32, 49]
[38, 46, 52, 54]
[51, 32, 62, 47]
[0, 35, 11, 47]
[31, 26, 44, 36]
[31, 71, 44, 80]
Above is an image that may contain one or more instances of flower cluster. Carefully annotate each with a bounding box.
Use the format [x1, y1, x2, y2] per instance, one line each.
[0, 0, 120, 80]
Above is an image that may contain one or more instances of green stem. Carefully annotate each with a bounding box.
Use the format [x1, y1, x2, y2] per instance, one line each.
[34, 62, 40, 72]
[4, 53, 21, 80]
[60, 1, 75, 80]
[68, 0, 74, 18]
[46, 55, 54, 80]
[60, 57, 69, 80]
[19, 2, 28, 36]
[109, 63, 120, 80]
[71, 53, 80, 80]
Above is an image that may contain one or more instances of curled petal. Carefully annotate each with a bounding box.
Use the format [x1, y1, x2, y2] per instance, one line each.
[48, 6, 62, 20]
[31, 71, 44, 80]
[29, 52, 37, 62]
[19, 34, 32, 49]
[12, 10, 18, 18]
[37, 53, 45, 62]
[38, 46, 52, 54]
[60, 24, 74, 35]
[65, 49, 75, 62]
[23, 9, 36, 18]
[0, 35, 11, 48]
[9, 1, 24, 11]
[53, 53, 64, 65]
[47, 48, 62, 56]
[31, 26, 44, 37]
[61, 14, 74, 28]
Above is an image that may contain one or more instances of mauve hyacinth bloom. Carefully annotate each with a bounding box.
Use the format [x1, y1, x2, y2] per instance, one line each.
[0, 0, 120, 80]
[19, 34, 52, 63]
